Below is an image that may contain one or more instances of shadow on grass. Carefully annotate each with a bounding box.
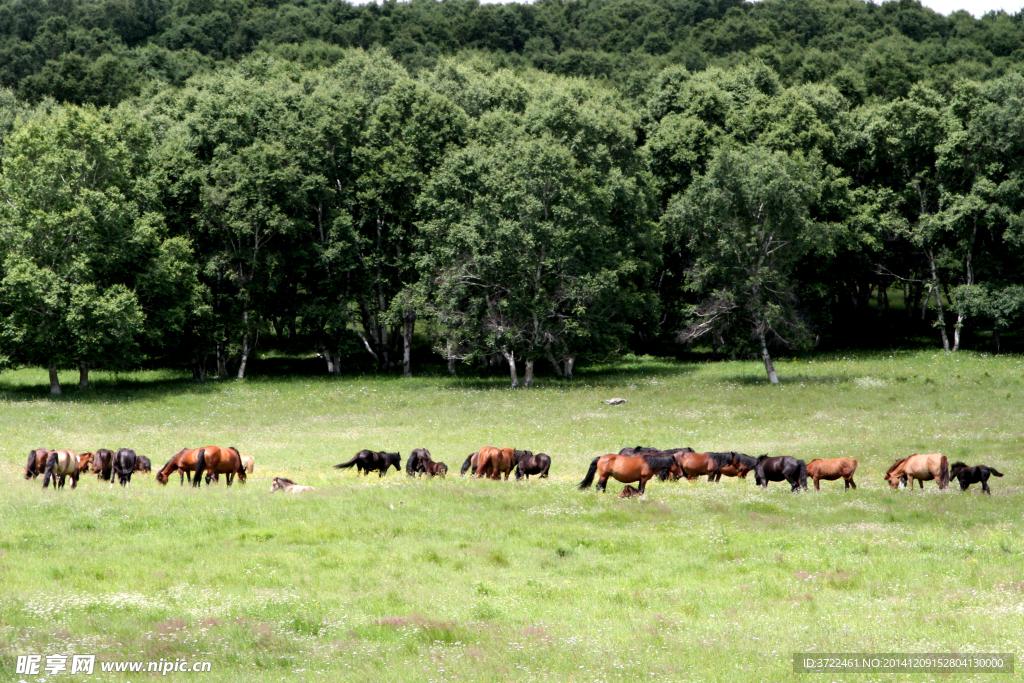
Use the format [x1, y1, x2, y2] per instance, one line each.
[0, 355, 706, 402]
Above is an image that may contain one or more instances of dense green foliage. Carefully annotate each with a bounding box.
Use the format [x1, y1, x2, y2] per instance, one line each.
[3, 0, 1024, 387]
[0, 353, 1022, 681]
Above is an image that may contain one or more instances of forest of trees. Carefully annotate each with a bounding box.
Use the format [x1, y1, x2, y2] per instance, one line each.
[2, 0, 1024, 391]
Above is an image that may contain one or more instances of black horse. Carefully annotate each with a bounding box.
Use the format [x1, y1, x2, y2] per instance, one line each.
[406, 448, 432, 476]
[134, 455, 152, 473]
[707, 452, 759, 482]
[334, 450, 401, 477]
[949, 462, 1004, 495]
[515, 451, 551, 479]
[112, 448, 137, 487]
[93, 448, 115, 481]
[754, 455, 807, 491]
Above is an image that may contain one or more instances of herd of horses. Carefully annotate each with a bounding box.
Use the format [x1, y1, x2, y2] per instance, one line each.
[576, 446, 1004, 496]
[24, 446, 255, 489]
[23, 442, 1005, 497]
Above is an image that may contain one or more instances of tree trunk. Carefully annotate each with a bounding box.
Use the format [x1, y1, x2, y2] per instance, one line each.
[952, 314, 964, 352]
[193, 360, 206, 383]
[237, 311, 250, 380]
[524, 359, 535, 388]
[216, 342, 228, 377]
[447, 358, 457, 375]
[760, 337, 779, 385]
[502, 349, 519, 388]
[322, 347, 335, 374]
[564, 357, 575, 379]
[993, 328, 1001, 353]
[402, 312, 415, 378]
[547, 354, 563, 378]
[928, 250, 950, 352]
[77, 361, 89, 389]
[49, 364, 62, 396]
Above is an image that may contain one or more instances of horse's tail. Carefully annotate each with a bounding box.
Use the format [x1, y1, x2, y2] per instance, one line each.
[229, 446, 245, 476]
[989, 467, 1004, 477]
[194, 448, 206, 487]
[579, 457, 599, 490]
[333, 455, 358, 469]
[939, 455, 949, 489]
[799, 460, 808, 490]
[460, 454, 474, 476]
[25, 451, 37, 479]
[541, 458, 551, 478]
[406, 454, 416, 475]
[42, 451, 58, 489]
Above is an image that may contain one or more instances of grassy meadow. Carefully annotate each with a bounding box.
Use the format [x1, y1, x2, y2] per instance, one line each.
[0, 351, 1022, 682]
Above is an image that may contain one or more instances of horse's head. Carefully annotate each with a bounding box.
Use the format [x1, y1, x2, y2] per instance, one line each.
[949, 462, 967, 477]
[270, 478, 283, 493]
[389, 452, 401, 471]
[77, 452, 94, 471]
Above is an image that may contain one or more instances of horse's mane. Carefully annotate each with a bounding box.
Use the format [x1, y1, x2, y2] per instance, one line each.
[949, 461, 968, 470]
[734, 453, 759, 467]
[276, 477, 297, 486]
[642, 453, 675, 470]
[885, 458, 908, 476]
[708, 452, 734, 467]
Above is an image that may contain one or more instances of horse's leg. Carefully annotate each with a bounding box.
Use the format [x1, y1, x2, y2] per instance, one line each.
[638, 474, 649, 495]
[597, 474, 609, 493]
[71, 473, 78, 490]
[982, 476, 990, 495]
[814, 477, 820, 491]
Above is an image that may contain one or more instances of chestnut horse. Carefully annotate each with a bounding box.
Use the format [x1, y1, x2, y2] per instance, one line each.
[24, 448, 50, 479]
[578, 452, 682, 495]
[475, 447, 517, 480]
[156, 448, 202, 486]
[194, 446, 246, 487]
[806, 457, 858, 491]
[885, 454, 948, 490]
[678, 452, 733, 481]
[43, 450, 89, 490]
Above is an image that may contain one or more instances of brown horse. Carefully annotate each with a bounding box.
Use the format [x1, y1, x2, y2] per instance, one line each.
[677, 452, 733, 481]
[806, 457, 858, 491]
[193, 446, 246, 487]
[24, 448, 50, 479]
[424, 461, 448, 477]
[42, 450, 87, 490]
[579, 452, 682, 495]
[156, 448, 202, 486]
[240, 453, 254, 474]
[885, 454, 949, 490]
[475, 447, 516, 480]
[92, 448, 115, 481]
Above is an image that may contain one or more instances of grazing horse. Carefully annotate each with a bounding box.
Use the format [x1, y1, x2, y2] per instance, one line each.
[475, 447, 517, 480]
[806, 457, 858, 491]
[112, 448, 137, 487]
[270, 477, 314, 494]
[459, 452, 477, 476]
[949, 462, 1003, 495]
[406, 448, 433, 476]
[193, 446, 246, 487]
[578, 452, 682, 495]
[678, 452, 734, 481]
[42, 450, 84, 490]
[754, 456, 808, 491]
[424, 461, 448, 477]
[24, 448, 50, 479]
[240, 453, 254, 474]
[334, 450, 401, 477]
[134, 455, 152, 473]
[156, 448, 203, 486]
[885, 454, 949, 490]
[515, 452, 551, 479]
[619, 485, 642, 498]
[92, 449, 115, 481]
[710, 453, 759, 481]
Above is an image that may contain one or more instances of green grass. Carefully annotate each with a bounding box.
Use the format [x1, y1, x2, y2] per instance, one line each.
[0, 350, 1022, 682]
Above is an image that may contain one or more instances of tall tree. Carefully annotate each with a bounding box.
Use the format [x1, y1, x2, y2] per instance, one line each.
[664, 145, 819, 384]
